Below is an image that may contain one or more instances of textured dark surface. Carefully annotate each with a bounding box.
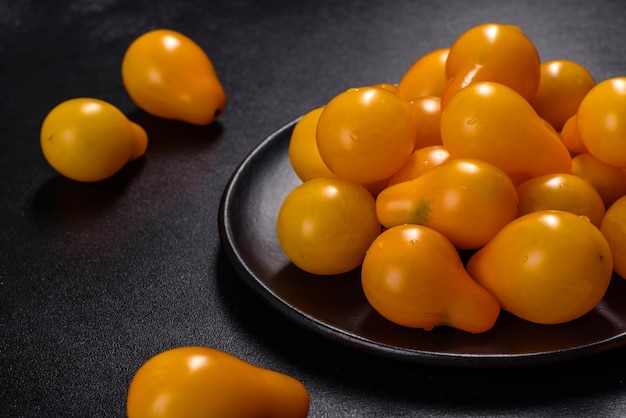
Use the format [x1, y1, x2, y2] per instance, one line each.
[2, 1, 626, 417]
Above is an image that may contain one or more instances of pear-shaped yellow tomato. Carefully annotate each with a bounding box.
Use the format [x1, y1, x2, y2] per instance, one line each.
[467, 210, 613, 325]
[516, 173, 606, 228]
[276, 177, 381, 275]
[122, 29, 227, 125]
[361, 224, 500, 333]
[40, 97, 147, 182]
[288, 107, 335, 182]
[442, 23, 540, 108]
[529, 59, 595, 132]
[316, 86, 416, 185]
[376, 158, 518, 250]
[127, 346, 310, 418]
[601, 195, 626, 279]
[572, 152, 626, 208]
[386, 145, 451, 187]
[440, 82, 572, 184]
[577, 77, 626, 168]
[397, 48, 450, 101]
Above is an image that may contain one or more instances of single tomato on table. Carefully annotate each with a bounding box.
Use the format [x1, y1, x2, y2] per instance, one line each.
[40, 97, 147, 182]
[122, 29, 227, 125]
[127, 346, 310, 418]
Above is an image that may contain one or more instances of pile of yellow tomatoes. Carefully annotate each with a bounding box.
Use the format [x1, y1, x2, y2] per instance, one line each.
[277, 22, 626, 334]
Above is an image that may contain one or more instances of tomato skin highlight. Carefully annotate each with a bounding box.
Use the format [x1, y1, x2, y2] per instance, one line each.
[126, 346, 310, 418]
[122, 29, 227, 125]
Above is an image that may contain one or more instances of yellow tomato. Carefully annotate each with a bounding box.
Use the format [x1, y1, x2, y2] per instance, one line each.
[316, 86, 416, 184]
[406, 96, 443, 150]
[122, 29, 227, 125]
[600, 196, 626, 279]
[361, 224, 500, 333]
[572, 152, 626, 208]
[442, 23, 540, 107]
[467, 210, 613, 325]
[516, 173, 606, 227]
[577, 77, 626, 167]
[276, 177, 381, 275]
[560, 114, 588, 155]
[386, 145, 451, 187]
[40, 98, 147, 182]
[376, 158, 518, 250]
[397, 48, 450, 100]
[127, 347, 310, 418]
[440, 82, 572, 183]
[288, 107, 335, 182]
[529, 60, 595, 131]
[374, 82, 401, 95]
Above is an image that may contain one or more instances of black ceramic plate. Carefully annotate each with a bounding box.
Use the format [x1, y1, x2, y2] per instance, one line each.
[218, 117, 626, 367]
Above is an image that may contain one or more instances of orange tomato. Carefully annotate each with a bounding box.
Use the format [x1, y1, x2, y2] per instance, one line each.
[467, 210, 613, 325]
[276, 177, 381, 275]
[600, 196, 626, 279]
[440, 82, 572, 183]
[516, 173, 606, 227]
[442, 23, 540, 107]
[316, 86, 416, 184]
[560, 114, 588, 155]
[376, 158, 518, 250]
[361, 224, 500, 333]
[40, 98, 147, 182]
[572, 152, 626, 208]
[406, 96, 443, 150]
[127, 346, 310, 418]
[288, 107, 335, 182]
[374, 82, 401, 95]
[397, 48, 450, 101]
[577, 77, 626, 167]
[122, 29, 227, 125]
[386, 145, 451, 187]
[529, 60, 595, 132]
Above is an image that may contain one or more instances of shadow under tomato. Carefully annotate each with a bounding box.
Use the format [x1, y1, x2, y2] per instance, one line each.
[29, 158, 144, 229]
[128, 109, 224, 155]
